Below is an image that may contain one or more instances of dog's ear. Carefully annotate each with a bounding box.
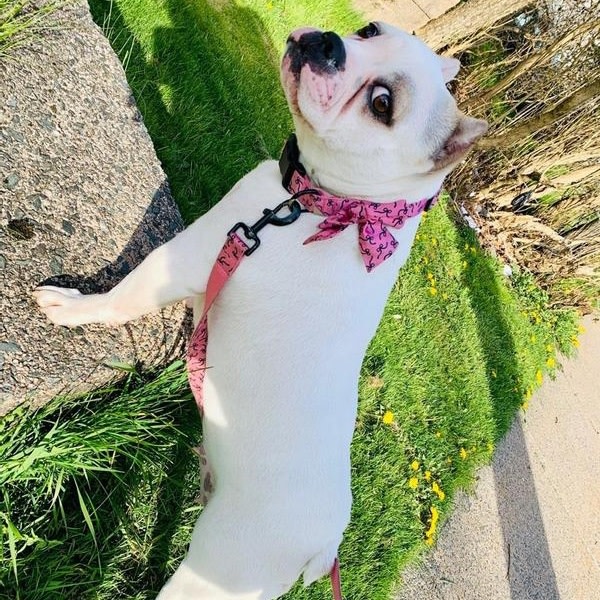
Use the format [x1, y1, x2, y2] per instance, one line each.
[432, 112, 488, 170]
[438, 56, 461, 83]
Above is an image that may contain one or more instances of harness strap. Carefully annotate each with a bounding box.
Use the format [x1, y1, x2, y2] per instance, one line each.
[330, 557, 344, 600]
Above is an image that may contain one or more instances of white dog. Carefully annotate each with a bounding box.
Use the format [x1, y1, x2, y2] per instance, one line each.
[34, 22, 486, 600]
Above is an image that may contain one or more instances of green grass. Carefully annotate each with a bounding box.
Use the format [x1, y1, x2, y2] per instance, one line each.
[0, 1, 581, 599]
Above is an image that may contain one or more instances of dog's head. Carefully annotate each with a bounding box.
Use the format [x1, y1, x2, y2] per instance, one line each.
[281, 22, 487, 197]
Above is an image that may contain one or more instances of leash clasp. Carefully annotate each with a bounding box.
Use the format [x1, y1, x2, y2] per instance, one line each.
[228, 197, 304, 256]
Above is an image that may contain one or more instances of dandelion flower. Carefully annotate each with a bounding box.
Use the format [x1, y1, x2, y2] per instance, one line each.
[460, 447, 468, 460]
[572, 337, 580, 348]
[411, 460, 420, 471]
[382, 410, 394, 425]
[408, 477, 418, 490]
[424, 470, 432, 482]
[536, 370, 543, 385]
[425, 506, 439, 539]
[432, 481, 445, 501]
[546, 344, 554, 353]
[429, 287, 437, 296]
[546, 357, 556, 368]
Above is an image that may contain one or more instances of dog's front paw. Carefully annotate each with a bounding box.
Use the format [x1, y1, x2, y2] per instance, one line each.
[33, 286, 91, 327]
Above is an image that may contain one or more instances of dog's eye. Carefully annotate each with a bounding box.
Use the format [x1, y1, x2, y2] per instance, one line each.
[370, 86, 392, 122]
[356, 22, 380, 39]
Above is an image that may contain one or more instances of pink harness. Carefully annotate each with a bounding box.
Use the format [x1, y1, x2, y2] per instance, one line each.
[186, 135, 439, 599]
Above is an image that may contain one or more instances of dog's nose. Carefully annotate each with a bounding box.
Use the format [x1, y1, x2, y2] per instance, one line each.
[286, 30, 346, 74]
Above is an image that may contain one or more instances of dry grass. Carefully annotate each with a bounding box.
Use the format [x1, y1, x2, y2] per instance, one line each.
[447, 0, 600, 311]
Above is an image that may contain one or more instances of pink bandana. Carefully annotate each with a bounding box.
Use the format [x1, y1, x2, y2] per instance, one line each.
[286, 169, 439, 272]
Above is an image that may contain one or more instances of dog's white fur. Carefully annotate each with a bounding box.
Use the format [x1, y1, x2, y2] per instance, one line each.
[34, 23, 486, 600]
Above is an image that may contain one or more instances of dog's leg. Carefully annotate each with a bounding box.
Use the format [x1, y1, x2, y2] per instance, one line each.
[33, 217, 215, 327]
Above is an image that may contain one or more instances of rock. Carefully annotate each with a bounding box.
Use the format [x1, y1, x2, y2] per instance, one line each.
[0, 0, 189, 416]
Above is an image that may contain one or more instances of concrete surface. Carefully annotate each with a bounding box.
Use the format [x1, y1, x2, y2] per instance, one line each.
[0, 0, 188, 415]
[353, 0, 459, 32]
[395, 313, 600, 600]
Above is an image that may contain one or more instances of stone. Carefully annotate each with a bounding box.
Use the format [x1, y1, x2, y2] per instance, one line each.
[0, 0, 189, 416]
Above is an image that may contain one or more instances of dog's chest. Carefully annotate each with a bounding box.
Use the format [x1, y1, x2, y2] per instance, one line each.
[202, 160, 421, 351]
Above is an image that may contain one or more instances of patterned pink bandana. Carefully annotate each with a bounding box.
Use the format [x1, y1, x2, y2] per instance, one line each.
[286, 168, 439, 272]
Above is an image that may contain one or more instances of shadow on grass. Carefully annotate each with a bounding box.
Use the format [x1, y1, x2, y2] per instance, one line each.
[455, 227, 524, 440]
[88, 0, 291, 223]
[455, 226, 560, 600]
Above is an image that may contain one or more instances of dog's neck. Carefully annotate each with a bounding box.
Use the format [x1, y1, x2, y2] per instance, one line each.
[293, 134, 447, 204]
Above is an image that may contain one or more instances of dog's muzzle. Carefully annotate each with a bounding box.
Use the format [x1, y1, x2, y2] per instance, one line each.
[285, 30, 346, 77]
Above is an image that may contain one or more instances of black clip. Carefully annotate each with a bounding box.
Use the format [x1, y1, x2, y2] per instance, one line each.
[228, 197, 304, 256]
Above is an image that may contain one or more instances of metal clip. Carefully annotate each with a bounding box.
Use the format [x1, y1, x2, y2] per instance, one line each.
[227, 197, 305, 256]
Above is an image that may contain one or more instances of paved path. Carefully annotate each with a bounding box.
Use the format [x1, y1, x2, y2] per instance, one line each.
[394, 314, 600, 600]
[352, 0, 459, 32]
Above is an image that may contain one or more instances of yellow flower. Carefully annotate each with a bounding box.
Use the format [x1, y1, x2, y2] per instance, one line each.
[535, 369, 543, 385]
[435, 431, 442, 438]
[442, 293, 449, 300]
[459, 447, 468, 460]
[408, 477, 418, 489]
[382, 410, 394, 425]
[546, 357, 556, 368]
[425, 506, 439, 540]
[424, 470, 432, 482]
[572, 337, 580, 348]
[431, 237, 438, 246]
[411, 460, 420, 471]
[432, 481, 446, 501]
[427, 272, 434, 281]
[578, 324, 586, 334]
[429, 287, 437, 296]
[546, 344, 554, 353]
